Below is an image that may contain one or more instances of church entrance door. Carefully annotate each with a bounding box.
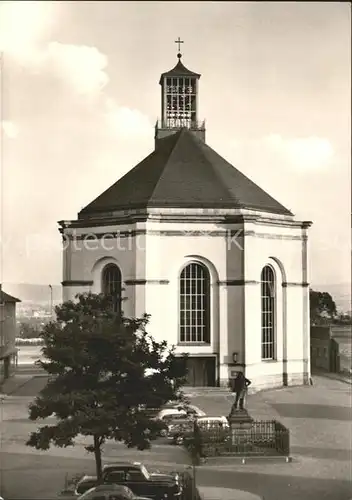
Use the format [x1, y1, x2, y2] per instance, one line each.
[185, 356, 216, 387]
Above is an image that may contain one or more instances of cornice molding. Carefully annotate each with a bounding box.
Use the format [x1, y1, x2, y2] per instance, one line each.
[61, 280, 93, 287]
[217, 280, 310, 287]
[124, 279, 170, 285]
[246, 232, 303, 241]
[218, 280, 259, 286]
[58, 215, 148, 231]
[58, 213, 311, 231]
[282, 282, 310, 288]
[60, 228, 304, 242]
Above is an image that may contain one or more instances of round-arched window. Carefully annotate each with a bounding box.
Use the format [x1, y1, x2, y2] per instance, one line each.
[261, 265, 276, 360]
[102, 264, 122, 315]
[179, 262, 210, 344]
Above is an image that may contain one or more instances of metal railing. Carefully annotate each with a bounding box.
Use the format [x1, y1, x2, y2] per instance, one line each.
[184, 419, 290, 459]
[155, 119, 206, 131]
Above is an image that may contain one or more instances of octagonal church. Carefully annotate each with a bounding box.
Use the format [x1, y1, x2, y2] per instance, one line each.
[59, 49, 312, 389]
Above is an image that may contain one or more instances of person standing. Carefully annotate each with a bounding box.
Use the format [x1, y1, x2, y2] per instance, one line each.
[230, 371, 251, 411]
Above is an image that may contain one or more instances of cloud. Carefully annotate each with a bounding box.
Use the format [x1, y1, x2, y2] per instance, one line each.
[0, 1, 151, 141]
[0, 1, 153, 142]
[264, 134, 334, 170]
[1, 120, 19, 139]
[0, 2, 153, 284]
[105, 99, 153, 138]
[0, 1, 57, 58]
[42, 42, 109, 95]
[0, 2, 108, 95]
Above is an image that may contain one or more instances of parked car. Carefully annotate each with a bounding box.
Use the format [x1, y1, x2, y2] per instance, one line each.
[156, 405, 206, 421]
[171, 416, 230, 445]
[168, 419, 195, 445]
[74, 461, 182, 499]
[196, 416, 229, 431]
[155, 406, 206, 437]
[78, 484, 150, 499]
[158, 413, 195, 437]
[138, 400, 193, 419]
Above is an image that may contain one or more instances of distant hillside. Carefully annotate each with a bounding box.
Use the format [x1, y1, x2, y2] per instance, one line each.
[2, 283, 62, 304]
[2, 281, 351, 313]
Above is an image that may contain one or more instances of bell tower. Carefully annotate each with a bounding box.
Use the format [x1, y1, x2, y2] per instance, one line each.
[155, 38, 206, 147]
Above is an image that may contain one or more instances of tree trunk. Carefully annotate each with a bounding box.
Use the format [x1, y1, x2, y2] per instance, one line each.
[93, 435, 103, 481]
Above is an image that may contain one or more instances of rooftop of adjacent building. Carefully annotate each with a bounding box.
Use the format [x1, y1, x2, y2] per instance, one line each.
[0, 288, 21, 304]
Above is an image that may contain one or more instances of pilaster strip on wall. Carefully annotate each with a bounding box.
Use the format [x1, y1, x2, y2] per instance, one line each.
[217, 280, 259, 286]
[124, 279, 170, 285]
[282, 282, 309, 288]
[61, 280, 93, 287]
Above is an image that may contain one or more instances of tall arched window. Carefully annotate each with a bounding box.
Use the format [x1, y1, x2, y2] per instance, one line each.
[179, 262, 210, 344]
[261, 265, 276, 360]
[102, 264, 122, 315]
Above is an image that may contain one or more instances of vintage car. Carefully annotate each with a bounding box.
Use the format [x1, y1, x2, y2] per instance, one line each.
[157, 413, 195, 437]
[167, 419, 195, 445]
[170, 416, 230, 445]
[154, 405, 206, 437]
[155, 405, 206, 422]
[196, 416, 230, 430]
[74, 461, 182, 499]
[78, 483, 150, 499]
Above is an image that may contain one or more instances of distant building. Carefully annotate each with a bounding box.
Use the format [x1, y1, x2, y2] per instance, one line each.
[311, 325, 352, 375]
[0, 289, 21, 383]
[59, 46, 312, 390]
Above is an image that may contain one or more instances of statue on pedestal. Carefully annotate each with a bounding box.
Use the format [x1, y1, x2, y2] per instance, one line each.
[229, 371, 251, 418]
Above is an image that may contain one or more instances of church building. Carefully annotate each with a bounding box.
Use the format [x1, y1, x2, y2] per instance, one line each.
[59, 45, 312, 390]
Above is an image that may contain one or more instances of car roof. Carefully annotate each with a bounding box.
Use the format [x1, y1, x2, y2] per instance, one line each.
[159, 408, 186, 415]
[197, 416, 228, 421]
[103, 461, 141, 470]
[103, 461, 140, 467]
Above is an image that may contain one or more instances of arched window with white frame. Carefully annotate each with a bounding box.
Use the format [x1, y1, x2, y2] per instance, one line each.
[261, 265, 276, 360]
[179, 262, 210, 344]
[102, 263, 122, 315]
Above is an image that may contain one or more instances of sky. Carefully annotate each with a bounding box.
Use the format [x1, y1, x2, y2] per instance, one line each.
[0, 1, 351, 290]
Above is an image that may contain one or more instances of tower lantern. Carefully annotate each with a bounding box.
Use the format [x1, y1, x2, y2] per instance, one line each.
[155, 38, 205, 146]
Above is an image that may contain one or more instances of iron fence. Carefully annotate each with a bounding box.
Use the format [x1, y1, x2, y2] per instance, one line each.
[185, 419, 290, 459]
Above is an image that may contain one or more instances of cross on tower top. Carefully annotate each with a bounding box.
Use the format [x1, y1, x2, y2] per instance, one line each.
[174, 37, 184, 57]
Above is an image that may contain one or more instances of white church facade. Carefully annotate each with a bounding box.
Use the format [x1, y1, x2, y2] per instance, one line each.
[59, 49, 312, 390]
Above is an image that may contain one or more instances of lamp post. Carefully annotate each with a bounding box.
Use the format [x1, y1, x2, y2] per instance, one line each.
[48, 284, 53, 320]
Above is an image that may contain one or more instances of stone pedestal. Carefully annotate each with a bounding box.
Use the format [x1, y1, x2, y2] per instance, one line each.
[228, 408, 252, 424]
[227, 409, 254, 447]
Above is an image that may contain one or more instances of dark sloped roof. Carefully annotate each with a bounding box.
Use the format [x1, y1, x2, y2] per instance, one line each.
[79, 128, 293, 217]
[0, 289, 21, 303]
[159, 59, 200, 84]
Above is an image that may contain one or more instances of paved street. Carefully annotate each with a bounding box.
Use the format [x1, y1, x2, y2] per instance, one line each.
[0, 373, 351, 499]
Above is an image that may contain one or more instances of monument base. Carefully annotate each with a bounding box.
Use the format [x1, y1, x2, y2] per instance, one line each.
[227, 409, 254, 446]
[228, 408, 253, 425]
